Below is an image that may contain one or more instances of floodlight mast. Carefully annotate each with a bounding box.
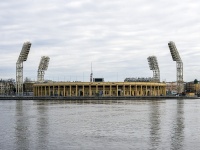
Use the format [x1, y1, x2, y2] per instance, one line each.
[16, 41, 31, 96]
[37, 56, 50, 82]
[147, 56, 160, 82]
[168, 41, 183, 94]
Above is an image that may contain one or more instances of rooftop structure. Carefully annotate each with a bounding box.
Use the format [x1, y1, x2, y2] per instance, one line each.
[124, 77, 153, 82]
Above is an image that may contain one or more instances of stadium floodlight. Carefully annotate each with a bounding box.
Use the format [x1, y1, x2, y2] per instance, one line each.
[16, 41, 31, 96]
[168, 41, 181, 61]
[168, 41, 183, 94]
[147, 56, 160, 82]
[37, 56, 50, 82]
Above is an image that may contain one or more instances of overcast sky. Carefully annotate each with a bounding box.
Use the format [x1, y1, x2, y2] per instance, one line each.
[0, 0, 200, 82]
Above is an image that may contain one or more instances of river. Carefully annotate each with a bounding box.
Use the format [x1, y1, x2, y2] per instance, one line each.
[0, 99, 200, 150]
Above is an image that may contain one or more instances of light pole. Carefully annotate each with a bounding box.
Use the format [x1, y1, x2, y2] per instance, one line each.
[147, 56, 160, 82]
[168, 41, 183, 94]
[37, 56, 50, 82]
[16, 41, 31, 96]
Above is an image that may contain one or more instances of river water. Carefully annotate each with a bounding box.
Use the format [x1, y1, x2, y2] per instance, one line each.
[0, 99, 200, 150]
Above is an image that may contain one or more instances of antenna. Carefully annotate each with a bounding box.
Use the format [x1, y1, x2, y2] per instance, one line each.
[90, 62, 93, 82]
[168, 41, 183, 94]
[16, 41, 31, 96]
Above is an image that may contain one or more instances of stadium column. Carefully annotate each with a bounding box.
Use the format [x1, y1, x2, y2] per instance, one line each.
[70, 85, 71, 96]
[110, 85, 112, 96]
[152, 85, 155, 96]
[53, 86, 54, 96]
[37, 86, 39, 96]
[76, 85, 77, 96]
[40, 86, 42, 96]
[160, 86, 162, 95]
[103, 84, 105, 96]
[129, 84, 131, 96]
[64, 86, 65, 96]
[45, 86, 46, 96]
[136, 84, 137, 96]
[83, 85, 84, 96]
[117, 85, 118, 96]
[140, 85, 142, 96]
[123, 84, 125, 96]
[58, 85, 60, 96]
[96, 84, 98, 94]
[146, 85, 147, 96]
[89, 84, 91, 96]
[49, 86, 50, 96]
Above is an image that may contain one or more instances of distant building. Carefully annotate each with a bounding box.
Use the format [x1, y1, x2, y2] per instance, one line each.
[0, 79, 15, 96]
[24, 81, 35, 96]
[185, 81, 200, 95]
[185, 82, 195, 93]
[166, 82, 177, 95]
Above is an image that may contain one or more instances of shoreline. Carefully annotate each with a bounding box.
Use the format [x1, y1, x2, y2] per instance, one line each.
[0, 96, 199, 100]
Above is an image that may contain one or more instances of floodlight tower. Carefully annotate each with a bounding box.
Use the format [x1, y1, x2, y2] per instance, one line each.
[147, 56, 160, 82]
[16, 41, 31, 96]
[168, 41, 183, 94]
[37, 56, 50, 82]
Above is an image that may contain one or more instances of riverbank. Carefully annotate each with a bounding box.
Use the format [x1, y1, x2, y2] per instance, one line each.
[0, 96, 199, 100]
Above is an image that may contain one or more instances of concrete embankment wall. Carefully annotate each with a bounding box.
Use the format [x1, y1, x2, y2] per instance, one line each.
[0, 96, 198, 100]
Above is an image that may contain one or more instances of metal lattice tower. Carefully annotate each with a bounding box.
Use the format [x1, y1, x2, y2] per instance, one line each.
[147, 56, 160, 82]
[168, 41, 183, 94]
[16, 41, 31, 96]
[37, 56, 50, 82]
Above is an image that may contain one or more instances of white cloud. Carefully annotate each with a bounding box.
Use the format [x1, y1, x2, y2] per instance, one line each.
[0, 0, 200, 82]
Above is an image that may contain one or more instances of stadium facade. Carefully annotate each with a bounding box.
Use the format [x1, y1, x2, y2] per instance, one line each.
[33, 81, 166, 97]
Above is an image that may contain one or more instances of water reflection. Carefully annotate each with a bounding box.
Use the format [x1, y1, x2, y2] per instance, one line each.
[10, 99, 189, 150]
[15, 101, 30, 150]
[36, 102, 49, 149]
[33, 99, 155, 105]
[170, 100, 185, 150]
[149, 101, 161, 149]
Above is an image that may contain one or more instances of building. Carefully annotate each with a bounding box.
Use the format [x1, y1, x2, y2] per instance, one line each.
[24, 81, 35, 96]
[0, 79, 15, 96]
[185, 82, 195, 93]
[166, 82, 177, 95]
[33, 81, 166, 97]
[185, 81, 200, 95]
